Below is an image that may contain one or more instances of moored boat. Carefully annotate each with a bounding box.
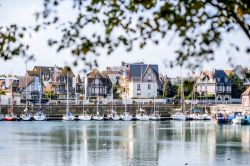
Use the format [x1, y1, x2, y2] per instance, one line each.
[231, 112, 245, 124]
[21, 108, 32, 121]
[4, 113, 17, 121]
[78, 113, 92, 121]
[121, 112, 133, 121]
[62, 112, 75, 121]
[33, 111, 47, 121]
[171, 112, 187, 121]
[215, 112, 228, 124]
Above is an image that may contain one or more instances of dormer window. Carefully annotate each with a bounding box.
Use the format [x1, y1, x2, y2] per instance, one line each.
[147, 75, 152, 81]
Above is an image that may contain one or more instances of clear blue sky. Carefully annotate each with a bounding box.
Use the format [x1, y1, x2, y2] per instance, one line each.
[0, 0, 249, 77]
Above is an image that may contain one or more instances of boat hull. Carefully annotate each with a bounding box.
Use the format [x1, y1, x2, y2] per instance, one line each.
[33, 115, 47, 121]
[92, 116, 104, 121]
[0, 115, 4, 121]
[232, 117, 245, 124]
[111, 116, 120, 121]
[21, 114, 32, 121]
[172, 115, 187, 121]
[4, 114, 16, 121]
[62, 115, 75, 121]
[78, 115, 92, 121]
[217, 119, 228, 124]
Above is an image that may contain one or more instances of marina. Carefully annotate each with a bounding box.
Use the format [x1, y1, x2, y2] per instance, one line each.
[0, 120, 249, 166]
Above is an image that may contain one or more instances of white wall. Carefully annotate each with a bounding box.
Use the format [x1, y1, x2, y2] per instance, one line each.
[128, 82, 157, 98]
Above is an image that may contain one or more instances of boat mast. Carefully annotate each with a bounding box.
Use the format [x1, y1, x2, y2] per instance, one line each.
[153, 95, 156, 115]
[66, 71, 69, 114]
[82, 74, 85, 114]
[39, 69, 42, 110]
[96, 77, 99, 115]
[25, 63, 28, 109]
[111, 84, 114, 111]
[124, 71, 127, 113]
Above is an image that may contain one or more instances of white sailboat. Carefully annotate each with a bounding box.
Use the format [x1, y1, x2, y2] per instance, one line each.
[121, 71, 133, 121]
[92, 97, 104, 120]
[4, 81, 17, 121]
[33, 69, 47, 121]
[21, 107, 32, 121]
[107, 85, 120, 121]
[150, 96, 161, 120]
[62, 70, 75, 121]
[135, 67, 149, 121]
[21, 64, 32, 121]
[171, 76, 187, 121]
[78, 76, 92, 121]
[0, 107, 4, 120]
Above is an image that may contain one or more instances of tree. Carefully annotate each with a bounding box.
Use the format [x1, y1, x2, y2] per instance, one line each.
[228, 73, 246, 98]
[0, 1, 249, 69]
[163, 79, 178, 98]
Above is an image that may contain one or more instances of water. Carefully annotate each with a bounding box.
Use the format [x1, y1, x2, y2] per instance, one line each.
[0, 121, 249, 166]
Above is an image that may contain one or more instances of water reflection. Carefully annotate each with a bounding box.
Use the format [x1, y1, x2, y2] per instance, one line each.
[0, 121, 249, 166]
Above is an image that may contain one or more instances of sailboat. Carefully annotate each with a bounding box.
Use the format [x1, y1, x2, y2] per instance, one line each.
[4, 81, 17, 121]
[171, 77, 187, 121]
[121, 71, 133, 121]
[92, 97, 104, 120]
[107, 85, 120, 121]
[135, 67, 149, 121]
[21, 64, 32, 121]
[0, 107, 4, 120]
[150, 96, 161, 120]
[62, 71, 75, 121]
[78, 77, 92, 121]
[33, 69, 47, 121]
[21, 107, 32, 121]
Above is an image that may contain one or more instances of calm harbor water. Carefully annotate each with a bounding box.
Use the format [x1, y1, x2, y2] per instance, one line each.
[0, 121, 249, 166]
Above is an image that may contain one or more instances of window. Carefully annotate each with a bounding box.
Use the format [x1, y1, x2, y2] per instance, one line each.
[148, 84, 151, 90]
[94, 79, 99, 85]
[137, 84, 141, 90]
[147, 75, 152, 81]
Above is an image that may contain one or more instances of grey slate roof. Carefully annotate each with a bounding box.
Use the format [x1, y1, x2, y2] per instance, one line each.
[128, 63, 159, 79]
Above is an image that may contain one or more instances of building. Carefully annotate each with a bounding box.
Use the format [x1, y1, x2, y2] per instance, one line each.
[241, 87, 250, 107]
[121, 62, 161, 99]
[196, 69, 231, 102]
[102, 66, 123, 85]
[85, 69, 112, 100]
[53, 66, 76, 99]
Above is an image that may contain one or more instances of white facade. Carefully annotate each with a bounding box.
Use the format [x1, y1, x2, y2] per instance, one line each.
[128, 82, 157, 98]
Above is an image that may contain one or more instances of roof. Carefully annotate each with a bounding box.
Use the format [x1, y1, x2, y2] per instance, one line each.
[200, 69, 231, 85]
[76, 74, 82, 83]
[57, 66, 75, 77]
[18, 76, 35, 89]
[33, 66, 54, 75]
[224, 70, 233, 76]
[87, 69, 109, 79]
[128, 63, 159, 80]
[0, 80, 4, 87]
[242, 87, 250, 96]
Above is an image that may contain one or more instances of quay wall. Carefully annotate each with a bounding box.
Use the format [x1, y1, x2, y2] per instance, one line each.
[0, 104, 182, 117]
[210, 104, 250, 114]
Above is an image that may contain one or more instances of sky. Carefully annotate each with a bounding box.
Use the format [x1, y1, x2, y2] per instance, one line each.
[0, 0, 249, 77]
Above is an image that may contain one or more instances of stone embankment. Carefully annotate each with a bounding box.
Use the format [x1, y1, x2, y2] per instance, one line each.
[0, 104, 181, 117]
[210, 104, 250, 114]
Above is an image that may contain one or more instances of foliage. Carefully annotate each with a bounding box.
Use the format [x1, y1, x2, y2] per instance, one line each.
[45, 90, 56, 99]
[183, 79, 195, 97]
[0, 0, 249, 69]
[0, 90, 5, 95]
[163, 79, 178, 98]
[228, 73, 246, 98]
